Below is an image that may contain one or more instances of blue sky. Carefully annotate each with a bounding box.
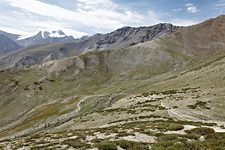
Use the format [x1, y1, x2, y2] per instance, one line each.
[0, 0, 224, 37]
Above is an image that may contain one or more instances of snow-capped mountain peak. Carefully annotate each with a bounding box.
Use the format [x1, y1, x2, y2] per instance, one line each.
[49, 30, 66, 38]
[38, 30, 67, 39]
[18, 30, 67, 40]
[16, 30, 77, 47]
[39, 31, 49, 39]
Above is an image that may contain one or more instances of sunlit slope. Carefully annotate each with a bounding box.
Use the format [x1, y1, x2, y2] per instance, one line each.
[1, 15, 225, 139]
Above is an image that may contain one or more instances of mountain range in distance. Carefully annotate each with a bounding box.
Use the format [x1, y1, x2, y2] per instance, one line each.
[0, 23, 179, 69]
[0, 30, 79, 48]
[0, 23, 179, 52]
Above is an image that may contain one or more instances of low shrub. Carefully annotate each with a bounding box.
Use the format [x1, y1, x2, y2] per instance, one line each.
[64, 140, 90, 149]
[95, 140, 117, 150]
[205, 132, 225, 140]
[158, 134, 187, 143]
[185, 127, 215, 136]
[187, 101, 210, 110]
[152, 139, 225, 150]
[181, 133, 200, 140]
[152, 123, 184, 131]
[117, 140, 146, 150]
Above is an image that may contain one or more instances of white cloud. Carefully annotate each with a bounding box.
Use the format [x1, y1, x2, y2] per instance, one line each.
[185, 3, 200, 14]
[0, 14, 10, 20]
[170, 18, 199, 26]
[0, 8, 88, 38]
[0, 26, 30, 35]
[215, 0, 225, 12]
[172, 8, 183, 12]
[3, 0, 144, 33]
[0, 0, 200, 37]
[145, 11, 162, 25]
[215, 0, 225, 7]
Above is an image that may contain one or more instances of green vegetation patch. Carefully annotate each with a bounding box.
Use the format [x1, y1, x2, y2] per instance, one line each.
[185, 127, 215, 136]
[64, 140, 90, 149]
[151, 132, 225, 150]
[187, 100, 210, 109]
[116, 140, 147, 150]
[94, 140, 117, 150]
[151, 123, 184, 131]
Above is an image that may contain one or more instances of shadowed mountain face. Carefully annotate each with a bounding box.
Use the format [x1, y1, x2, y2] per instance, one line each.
[0, 23, 179, 69]
[81, 23, 179, 51]
[0, 30, 20, 42]
[0, 34, 21, 55]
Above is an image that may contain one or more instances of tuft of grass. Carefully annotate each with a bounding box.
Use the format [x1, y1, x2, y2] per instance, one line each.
[181, 134, 200, 140]
[158, 134, 187, 143]
[64, 140, 90, 149]
[94, 140, 117, 150]
[205, 132, 225, 140]
[117, 140, 146, 150]
[187, 100, 210, 109]
[185, 127, 215, 136]
[151, 123, 184, 132]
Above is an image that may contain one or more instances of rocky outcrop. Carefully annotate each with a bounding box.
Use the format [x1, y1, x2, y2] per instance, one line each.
[41, 56, 85, 76]
[13, 56, 37, 68]
[83, 23, 179, 51]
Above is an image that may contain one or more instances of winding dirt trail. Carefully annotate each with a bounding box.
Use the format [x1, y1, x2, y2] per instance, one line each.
[64, 94, 104, 117]
[75, 96, 91, 113]
[161, 101, 196, 121]
[161, 101, 225, 131]
[42, 95, 104, 129]
[0, 95, 103, 140]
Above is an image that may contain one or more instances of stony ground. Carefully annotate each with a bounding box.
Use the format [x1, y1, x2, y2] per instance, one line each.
[1, 89, 225, 150]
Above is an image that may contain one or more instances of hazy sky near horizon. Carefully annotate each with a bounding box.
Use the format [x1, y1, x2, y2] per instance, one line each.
[0, 0, 224, 37]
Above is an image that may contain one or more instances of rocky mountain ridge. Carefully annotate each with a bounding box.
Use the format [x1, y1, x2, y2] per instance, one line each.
[0, 23, 179, 69]
[82, 23, 179, 51]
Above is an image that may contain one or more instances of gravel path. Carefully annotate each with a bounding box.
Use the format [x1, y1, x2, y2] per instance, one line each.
[161, 101, 225, 132]
[0, 95, 102, 141]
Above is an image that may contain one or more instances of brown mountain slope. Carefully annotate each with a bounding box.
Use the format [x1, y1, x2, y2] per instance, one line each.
[160, 15, 225, 57]
[0, 15, 225, 141]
